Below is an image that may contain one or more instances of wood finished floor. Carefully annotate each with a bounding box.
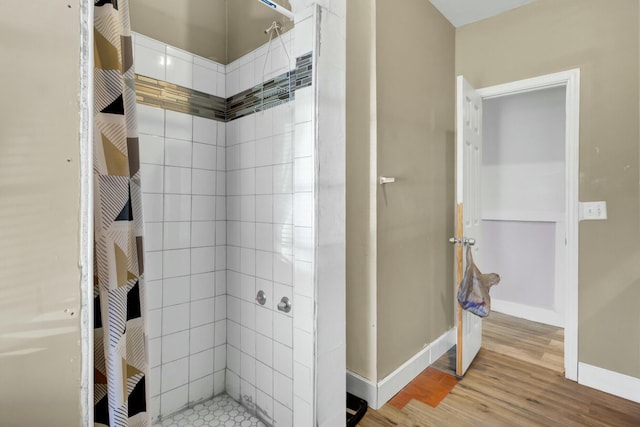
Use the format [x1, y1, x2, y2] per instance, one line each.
[359, 313, 640, 427]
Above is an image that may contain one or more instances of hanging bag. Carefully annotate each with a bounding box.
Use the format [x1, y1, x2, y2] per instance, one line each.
[456, 245, 501, 317]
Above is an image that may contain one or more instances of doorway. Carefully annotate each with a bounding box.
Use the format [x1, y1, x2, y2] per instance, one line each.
[476, 69, 580, 381]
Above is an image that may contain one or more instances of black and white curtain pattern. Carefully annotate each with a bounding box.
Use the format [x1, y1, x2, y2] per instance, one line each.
[94, 0, 148, 425]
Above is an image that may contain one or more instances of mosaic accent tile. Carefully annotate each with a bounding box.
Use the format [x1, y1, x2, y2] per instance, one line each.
[135, 52, 313, 123]
[155, 394, 266, 427]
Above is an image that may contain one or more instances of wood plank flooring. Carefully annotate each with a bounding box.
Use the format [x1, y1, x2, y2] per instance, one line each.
[359, 313, 640, 427]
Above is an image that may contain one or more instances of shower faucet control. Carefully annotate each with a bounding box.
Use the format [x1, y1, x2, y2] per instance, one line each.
[256, 290, 267, 306]
[277, 296, 291, 313]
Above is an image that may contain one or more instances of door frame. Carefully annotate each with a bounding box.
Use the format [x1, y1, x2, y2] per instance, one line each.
[476, 69, 580, 381]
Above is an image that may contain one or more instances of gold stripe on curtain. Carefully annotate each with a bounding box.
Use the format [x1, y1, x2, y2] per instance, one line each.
[93, 0, 148, 426]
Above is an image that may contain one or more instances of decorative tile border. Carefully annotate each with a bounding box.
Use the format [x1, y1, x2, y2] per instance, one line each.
[134, 52, 313, 123]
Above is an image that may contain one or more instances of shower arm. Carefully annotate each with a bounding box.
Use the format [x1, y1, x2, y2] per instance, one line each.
[254, 0, 295, 21]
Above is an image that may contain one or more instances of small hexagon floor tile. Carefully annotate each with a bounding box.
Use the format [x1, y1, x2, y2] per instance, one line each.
[155, 394, 266, 427]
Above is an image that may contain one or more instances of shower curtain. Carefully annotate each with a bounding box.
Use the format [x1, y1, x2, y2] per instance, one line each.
[94, 1, 148, 426]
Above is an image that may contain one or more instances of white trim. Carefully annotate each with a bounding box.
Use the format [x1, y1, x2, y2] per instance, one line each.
[80, 1, 94, 426]
[346, 328, 456, 409]
[492, 299, 563, 328]
[578, 363, 640, 404]
[482, 210, 564, 223]
[477, 68, 580, 381]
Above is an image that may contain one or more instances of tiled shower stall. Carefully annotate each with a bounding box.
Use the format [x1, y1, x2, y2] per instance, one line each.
[134, 10, 318, 426]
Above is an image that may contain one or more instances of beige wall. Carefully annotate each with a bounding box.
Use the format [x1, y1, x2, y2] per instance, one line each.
[457, 0, 640, 378]
[0, 1, 84, 426]
[346, 0, 377, 381]
[346, 0, 456, 381]
[375, 0, 455, 379]
[130, 0, 227, 63]
[130, 0, 292, 65]
[227, 0, 292, 64]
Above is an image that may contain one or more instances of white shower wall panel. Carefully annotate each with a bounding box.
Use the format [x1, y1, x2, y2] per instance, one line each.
[134, 32, 227, 422]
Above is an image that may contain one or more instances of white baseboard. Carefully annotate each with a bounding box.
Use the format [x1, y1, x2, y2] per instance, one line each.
[346, 328, 456, 409]
[578, 363, 640, 403]
[492, 299, 564, 328]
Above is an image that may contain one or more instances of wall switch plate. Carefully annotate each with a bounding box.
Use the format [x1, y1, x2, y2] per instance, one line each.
[579, 201, 608, 220]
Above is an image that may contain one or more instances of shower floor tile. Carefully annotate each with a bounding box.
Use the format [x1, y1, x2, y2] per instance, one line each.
[155, 394, 266, 427]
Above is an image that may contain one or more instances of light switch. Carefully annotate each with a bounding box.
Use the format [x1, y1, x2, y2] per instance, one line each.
[579, 201, 608, 220]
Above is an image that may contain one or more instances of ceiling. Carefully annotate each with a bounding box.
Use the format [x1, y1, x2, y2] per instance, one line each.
[429, 0, 535, 27]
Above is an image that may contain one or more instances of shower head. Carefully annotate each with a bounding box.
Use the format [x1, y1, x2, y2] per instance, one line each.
[264, 21, 282, 34]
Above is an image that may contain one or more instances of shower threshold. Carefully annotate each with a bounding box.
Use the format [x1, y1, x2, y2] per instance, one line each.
[154, 393, 266, 427]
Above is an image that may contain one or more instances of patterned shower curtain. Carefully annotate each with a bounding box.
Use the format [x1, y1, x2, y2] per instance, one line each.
[94, 0, 148, 426]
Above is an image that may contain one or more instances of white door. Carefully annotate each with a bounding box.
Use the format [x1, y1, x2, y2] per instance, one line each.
[455, 76, 483, 376]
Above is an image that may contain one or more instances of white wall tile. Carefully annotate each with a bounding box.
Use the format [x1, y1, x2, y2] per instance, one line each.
[147, 280, 163, 310]
[192, 169, 216, 196]
[241, 221, 256, 249]
[293, 16, 314, 58]
[227, 221, 240, 247]
[273, 400, 293, 427]
[163, 275, 190, 307]
[193, 64, 218, 96]
[226, 370, 240, 401]
[149, 337, 162, 368]
[226, 120, 240, 146]
[164, 166, 192, 194]
[165, 138, 192, 168]
[139, 134, 165, 165]
[193, 116, 218, 146]
[294, 87, 314, 124]
[256, 333, 273, 368]
[166, 54, 193, 89]
[190, 272, 215, 301]
[293, 362, 313, 403]
[163, 222, 191, 250]
[144, 222, 163, 252]
[241, 274, 257, 303]
[272, 133, 293, 165]
[215, 196, 226, 220]
[241, 380, 256, 410]
[255, 109, 273, 140]
[141, 164, 164, 193]
[256, 166, 273, 195]
[162, 303, 190, 335]
[255, 195, 273, 223]
[239, 325, 256, 358]
[216, 171, 226, 196]
[161, 357, 189, 392]
[191, 195, 215, 221]
[191, 221, 215, 247]
[214, 320, 227, 347]
[161, 385, 189, 416]
[255, 223, 273, 252]
[189, 374, 214, 404]
[166, 45, 192, 62]
[272, 103, 294, 136]
[193, 143, 217, 170]
[227, 170, 241, 196]
[293, 192, 313, 228]
[190, 323, 215, 354]
[216, 147, 226, 170]
[214, 291, 227, 320]
[146, 251, 163, 282]
[273, 313, 293, 347]
[255, 251, 273, 281]
[148, 308, 162, 339]
[227, 297, 241, 325]
[190, 348, 214, 381]
[239, 62, 254, 92]
[191, 297, 216, 328]
[294, 226, 314, 262]
[165, 110, 193, 141]
[293, 294, 313, 334]
[191, 246, 215, 274]
[273, 253, 293, 285]
[241, 300, 256, 329]
[214, 344, 226, 372]
[240, 141, 256, 169]
[135, 33, 166, 53]
[273, 194, 293, 224]
[294, 122, 313, 158]
[163, 249, 190, 278]
[241, 352, 256, 385]
[294, 261, 313, 298]
[217, 72, 226, 99]
[227, 246, 241, 272]
[255, 137, 273, 167]
[293, 328, 313, 368]
[162, 330, 189, 363]
[137, 104, 165, 137]
[227, 343, 241, 374]
[215, 270, 226, 295]
[214, 370, 226, 395]
[240, 248, 256, 276]
[240, 168, 256, 195]
[256, 361, 273, 394]
[164, 194, 192, 222]
[273, 163, 293, 194]
[142, 193, 164, 222]
[257, 390, 274, 424]
[239, 114, 256, 143]
[134, 45, 166, 81]
[293, 396, 313, 427]
[255, 306, 273, 339]
[274, 371, 293, 409]
[215, 221, 226, 246]
[150, 366, 161, 397]
[294, 157, 313, 192]
[241, 195, 256, 222]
